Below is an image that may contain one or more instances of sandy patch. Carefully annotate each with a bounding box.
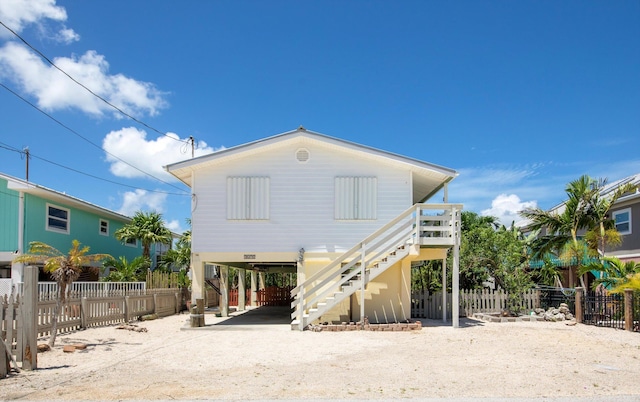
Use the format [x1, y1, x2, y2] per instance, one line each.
[2, 308, 640, 400]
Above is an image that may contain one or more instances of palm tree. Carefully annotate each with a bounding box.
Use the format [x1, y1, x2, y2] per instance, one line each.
[521, 175, 601, 287]
[14, 240, 111, 347]
[579, 257, 640, 290]
[610, 273, 640, 293]
[159, 225, 191, 272]
[522, 175, 637, 288]
[102, 256, 150, 282]
[114, 211, 172, 260]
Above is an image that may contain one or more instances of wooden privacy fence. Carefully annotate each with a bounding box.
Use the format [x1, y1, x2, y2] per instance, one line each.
[412, 289, 540, 319]
[2, 287, 182, 377]
[35, 289, 181, 337]
[229, 286, 293, 307]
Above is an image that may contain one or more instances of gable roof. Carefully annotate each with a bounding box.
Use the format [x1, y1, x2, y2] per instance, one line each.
[0, 172, 132, 222]
[165, 127, 459, 202]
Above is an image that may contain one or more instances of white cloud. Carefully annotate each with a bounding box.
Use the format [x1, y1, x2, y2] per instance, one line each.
[117, 189, 167, 217]
[103, 127, 217, 180]
[55, 27, 79, 44]
[0, 42, 167, 117]
[481, 194, 537, 227]
[165, 219, 184, 234]
[0, 0, 66, 36]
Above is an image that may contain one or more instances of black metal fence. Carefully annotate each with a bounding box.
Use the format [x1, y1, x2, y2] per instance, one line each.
[582, 291, 626, 329]
[538, 288, 575, 312]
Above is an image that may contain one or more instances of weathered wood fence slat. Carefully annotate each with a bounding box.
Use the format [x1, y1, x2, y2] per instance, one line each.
[411, 289, 540, 319]
[2, 287, 184, 376]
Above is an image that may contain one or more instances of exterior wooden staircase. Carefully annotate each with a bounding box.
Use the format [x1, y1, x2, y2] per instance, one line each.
[290, 203, 462, 330]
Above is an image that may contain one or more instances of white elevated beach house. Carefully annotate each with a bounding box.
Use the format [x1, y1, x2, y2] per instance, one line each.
[166, 128, 462, 329]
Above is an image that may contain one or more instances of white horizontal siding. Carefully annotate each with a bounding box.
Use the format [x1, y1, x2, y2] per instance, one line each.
[191, 141, 411, 254]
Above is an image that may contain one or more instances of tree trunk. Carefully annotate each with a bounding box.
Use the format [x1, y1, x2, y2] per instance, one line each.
[48, 297, 62, 347]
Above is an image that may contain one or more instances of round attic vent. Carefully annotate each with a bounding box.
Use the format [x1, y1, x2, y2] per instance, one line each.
[296, 148, 310, 163]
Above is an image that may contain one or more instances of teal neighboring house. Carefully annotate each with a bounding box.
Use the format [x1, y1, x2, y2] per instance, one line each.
[0, 172, 145, 285]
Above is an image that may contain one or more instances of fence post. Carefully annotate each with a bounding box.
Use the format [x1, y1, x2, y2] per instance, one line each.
[175, 292, 180, 314]
[575, 287, 583, 323]
[624, 289, 633, 332]
[153, 293, 158, 315]
[21, 266, 38, 370]
[81, 297, 88, 329]
[124, 296, 130, 322]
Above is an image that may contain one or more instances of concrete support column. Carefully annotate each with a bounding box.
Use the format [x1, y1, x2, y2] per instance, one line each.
[400, 258, 412, 322]
[442, 258, 447, 322]
[296, 261, 305, 286]
[220, 265, 229, 317]
[237, 268, 246, 311]
[250, 271, 258, 307]
[191, 254, 205, 303]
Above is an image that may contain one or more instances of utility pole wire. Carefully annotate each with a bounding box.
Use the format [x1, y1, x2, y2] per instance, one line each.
[0, 82, 188, 193]
[0, 19, 188, 145]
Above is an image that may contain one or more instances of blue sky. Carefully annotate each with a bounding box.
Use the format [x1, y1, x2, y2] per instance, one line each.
[1, 1, 638, 233]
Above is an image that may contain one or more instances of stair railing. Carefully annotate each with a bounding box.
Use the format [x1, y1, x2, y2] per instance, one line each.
[291, 203, 462, 328]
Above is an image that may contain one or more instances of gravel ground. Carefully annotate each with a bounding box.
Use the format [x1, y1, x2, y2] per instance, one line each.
[1, 307, 640, 401]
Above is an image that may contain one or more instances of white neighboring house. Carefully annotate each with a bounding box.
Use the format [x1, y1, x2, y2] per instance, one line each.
[166, 127, 463, 329]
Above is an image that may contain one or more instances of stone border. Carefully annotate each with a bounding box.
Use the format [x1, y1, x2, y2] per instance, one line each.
[473, 313, 547, 323]
[308, 321, 422, 332]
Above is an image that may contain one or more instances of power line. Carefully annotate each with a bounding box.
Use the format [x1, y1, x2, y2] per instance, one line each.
[0, 19, 189, 145]
[0, 141, 188, 196]
[0, 82, 188, 193]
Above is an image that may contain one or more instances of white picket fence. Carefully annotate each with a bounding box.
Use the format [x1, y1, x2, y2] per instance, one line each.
[37, 281, 146, 300]
[0, 279, 13, 297]
[412, 289, 540, 319]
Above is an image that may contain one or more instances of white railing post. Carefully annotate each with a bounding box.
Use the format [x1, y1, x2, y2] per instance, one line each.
[360, 242, 366, 328]
[414, 205, 421, 242]
[298, 286, 304, 331]
[452, 206, 460, 328]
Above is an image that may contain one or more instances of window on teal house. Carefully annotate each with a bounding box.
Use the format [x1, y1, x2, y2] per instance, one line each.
[46, 204, 70, 234]
[125, 238, 137, 247]
[99, 219, 109, 236]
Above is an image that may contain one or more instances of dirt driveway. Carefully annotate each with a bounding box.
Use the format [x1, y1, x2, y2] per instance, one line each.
[2, 307, 640, 400]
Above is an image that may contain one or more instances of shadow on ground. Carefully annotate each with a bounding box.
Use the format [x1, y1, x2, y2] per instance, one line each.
[203, 305, 292, 327]
[419, 317, 485, 328]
